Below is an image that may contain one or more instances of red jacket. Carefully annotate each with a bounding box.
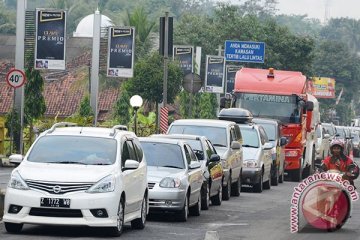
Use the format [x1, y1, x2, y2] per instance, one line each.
[321, 155, 353, 172]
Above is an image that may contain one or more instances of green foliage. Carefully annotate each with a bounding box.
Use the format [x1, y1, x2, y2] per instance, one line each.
[4, 108, 21, 152]
[79, 95, 94, 117]
[125, 52, 182, 106]
[0, 1, 15, 34]
[199, 92, 218, 119]
[113, 88, 131, 125]
[137, 111, 157, 136]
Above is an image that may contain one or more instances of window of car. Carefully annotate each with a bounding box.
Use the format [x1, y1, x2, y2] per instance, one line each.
[184, 144, 193, 165]
[183, 139, 205, 160]
[132, 138, 144, 162]
[239, 127, 259, 148]
[205, 140, 217, 159]
[140, 142, 185, 169]
[258, 123, 276, 141]
[27, 135, 117, 165]
[258, 126, 269, 145]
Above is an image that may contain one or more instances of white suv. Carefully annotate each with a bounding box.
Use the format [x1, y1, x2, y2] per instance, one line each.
[3, 122, 148, 236]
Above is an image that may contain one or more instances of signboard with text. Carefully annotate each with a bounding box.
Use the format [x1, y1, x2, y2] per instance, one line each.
[225, 65, 242, 93]
[224, 40, 265, 63]
[205, 55, 225, 94]
[309, 77, 336, 98]
[173, 46, 193, 76]
[35, 9, 66, 70]
[107, 27, 135, 78]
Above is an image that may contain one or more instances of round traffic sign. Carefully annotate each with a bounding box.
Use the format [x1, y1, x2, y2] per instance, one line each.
[6, 69, 26, 88]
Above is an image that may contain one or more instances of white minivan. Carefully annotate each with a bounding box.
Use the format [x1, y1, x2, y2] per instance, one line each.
[3, 122, 148, 236]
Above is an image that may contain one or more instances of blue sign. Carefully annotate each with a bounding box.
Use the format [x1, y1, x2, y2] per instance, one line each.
[224, 41, 265, 63]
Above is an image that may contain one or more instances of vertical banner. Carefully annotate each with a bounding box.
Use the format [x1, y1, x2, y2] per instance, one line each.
[173, 46, 193, 76]
[35, 9, 66, 70]
[107, 27, 135, 78]
[205, 55, 225, 93]
[160, 107, 169, 134]
[225, 65, 242, 93]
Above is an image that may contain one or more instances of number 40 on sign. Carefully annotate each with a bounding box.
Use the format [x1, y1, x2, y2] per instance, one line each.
[6, 69, 26, 88]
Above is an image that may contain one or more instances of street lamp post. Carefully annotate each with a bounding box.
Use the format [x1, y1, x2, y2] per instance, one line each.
[130, 95, 143, 135]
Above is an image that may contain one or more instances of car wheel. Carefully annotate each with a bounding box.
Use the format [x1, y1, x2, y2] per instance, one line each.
[222, 176, 231, 200]
[263, 172, 271, 190]
[190, 194, 201, 216]
[271, 167, 279, 186]
[4, 222, 23, 233]
[253, 174, 263, 193]
[231, 174, 241, 197]
[131, 194, 147, 229]
[177, 195, 189, 222]
[108, 198, 124, 237]
[201, 182, 210, 210]
[211, 182, 222, 206]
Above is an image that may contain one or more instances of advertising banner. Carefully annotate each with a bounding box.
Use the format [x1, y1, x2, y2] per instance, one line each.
[225, 65, 242, 93]
[35, 9, 66, 70]
[107, 27, 135, 78]
[173, 46, 193, 76]
[205, 55, 225, 94]
[225, 40, 265, 63]
[309, 77, 336, 98]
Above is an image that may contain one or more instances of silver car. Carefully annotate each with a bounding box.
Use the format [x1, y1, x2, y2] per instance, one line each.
[139, 137, 203, 221]
[239, 124, 273, 193]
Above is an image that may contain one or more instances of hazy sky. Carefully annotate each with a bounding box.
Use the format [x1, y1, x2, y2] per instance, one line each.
[276, 0, 360, 22]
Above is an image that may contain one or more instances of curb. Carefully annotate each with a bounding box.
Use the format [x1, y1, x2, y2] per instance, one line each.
[0, 188, 5, 221]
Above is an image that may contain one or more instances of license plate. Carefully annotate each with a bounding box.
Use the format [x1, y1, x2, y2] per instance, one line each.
[40, 197, 71, 208]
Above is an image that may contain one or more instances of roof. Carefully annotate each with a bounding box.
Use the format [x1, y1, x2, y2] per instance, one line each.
[139, 137, 185, 145]
[234, 67, 307, 95]
[170, 119, 236, 127]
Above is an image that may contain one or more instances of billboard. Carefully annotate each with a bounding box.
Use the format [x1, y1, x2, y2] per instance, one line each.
[35, 9, 66, 70]
[309, 77, 336, 98]
[204, 55, 225, 94]
[173, 46, 193, 76]
[107, 27, 135, 78]
[224, 40, 265, 63]
[225, 65, 242, 93]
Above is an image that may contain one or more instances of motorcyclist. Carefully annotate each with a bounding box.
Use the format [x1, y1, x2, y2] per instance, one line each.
[321, 138, 359, 187]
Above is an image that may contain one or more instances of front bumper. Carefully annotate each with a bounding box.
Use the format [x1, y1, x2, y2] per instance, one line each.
[241, 168, 262, 185]
[3, 188, 121, 227]
[148, 185, 187, 212]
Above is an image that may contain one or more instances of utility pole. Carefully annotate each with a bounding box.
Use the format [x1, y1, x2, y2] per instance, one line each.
[163, 12, 169, 108]
[216, 45, 223, 115]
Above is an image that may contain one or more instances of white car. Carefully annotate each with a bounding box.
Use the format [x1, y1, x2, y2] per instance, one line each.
[3, 122, 148, 236]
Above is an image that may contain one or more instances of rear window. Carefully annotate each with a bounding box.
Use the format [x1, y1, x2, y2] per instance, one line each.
[141, 142, 185, 169]
[168, 125, 227, 147]
[27, 136, 117, 165]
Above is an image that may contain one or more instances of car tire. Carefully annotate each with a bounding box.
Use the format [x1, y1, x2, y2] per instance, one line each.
[201, 182, 210, 210]
[108, 198, 124, 237]
[222, 176, 231, 200]
[177, 195, 189, 222]
[131, 194, 147, 229]
[211, 182, 222, 206]
[231, 174, 241, 197]
[253, 174, 263, 193]
[190, 194, 201, 216]
[271, 167, 279, 186]
[5, 222, 23, 233]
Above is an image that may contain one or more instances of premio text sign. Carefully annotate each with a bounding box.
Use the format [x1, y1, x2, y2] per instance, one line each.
[225, 40, 265, 63]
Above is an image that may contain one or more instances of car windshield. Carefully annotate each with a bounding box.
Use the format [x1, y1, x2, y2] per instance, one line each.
[323, 124, 335, 136]
[351, 132, 360, 141]
[335, 128, 345, 138]
[257, 123, 276, 141]
[239, 127, 259, 148]
[27, 136, 117, 165]
[168, 125, 227, 147]
[141, 142, 185, 169]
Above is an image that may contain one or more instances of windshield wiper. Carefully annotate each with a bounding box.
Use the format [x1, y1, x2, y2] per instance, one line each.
[213, 143, 227, 147]
[161, 165, 183, 169]
[242, 144, 258, 148]
[50, 161, 86, 165]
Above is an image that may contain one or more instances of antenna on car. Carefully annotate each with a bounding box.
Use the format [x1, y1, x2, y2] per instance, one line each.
[48, 122, 77, 133]
[110, 125, 128, 136]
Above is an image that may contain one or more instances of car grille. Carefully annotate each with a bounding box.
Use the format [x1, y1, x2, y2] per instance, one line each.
[148, 182, 156, 189]
[25, 180, 94, 195]
[29, 208, 83, 218]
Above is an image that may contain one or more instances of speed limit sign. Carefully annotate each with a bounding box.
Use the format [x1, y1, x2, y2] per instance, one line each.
[6, 69, 26, 88]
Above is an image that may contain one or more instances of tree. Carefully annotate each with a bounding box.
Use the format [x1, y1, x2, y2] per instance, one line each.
[78, 95, 94, 117]
[199, 93, 218, 119]
[113, 87, 131, 126]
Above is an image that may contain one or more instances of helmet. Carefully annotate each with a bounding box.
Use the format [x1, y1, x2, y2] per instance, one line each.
[330, 138, 345, 150]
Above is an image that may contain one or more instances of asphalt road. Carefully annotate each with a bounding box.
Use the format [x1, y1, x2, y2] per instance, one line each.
[0, 159, 359, 240]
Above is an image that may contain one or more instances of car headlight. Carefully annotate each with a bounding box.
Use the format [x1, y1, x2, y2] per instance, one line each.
[244, 160, 259, 168]
[8, 171, 30, 190]
[86, 175, 115, 193]
[159, 177, 181, 188]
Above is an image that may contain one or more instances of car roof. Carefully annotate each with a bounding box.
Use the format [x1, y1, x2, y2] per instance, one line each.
[139, 136, 187, 145]
[151, 134, 205, 141]
[170, 119, 236, 127]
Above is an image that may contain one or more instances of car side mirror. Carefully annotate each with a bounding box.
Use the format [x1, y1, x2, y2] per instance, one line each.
[280, 137, 288, 146]
[263, 142, 273, 150]
[123, 159, 139, 171]
[231, 141, 241, 150]
[189, 161, 201, 169]
[9, 154, 23, 166]
[207, 154, 221, 165]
